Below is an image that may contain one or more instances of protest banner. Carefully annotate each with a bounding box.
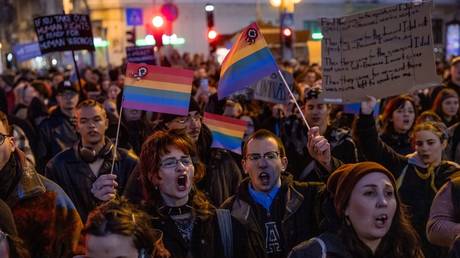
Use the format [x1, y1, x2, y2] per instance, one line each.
[12, 42, 42, 62]
[251, 70, 294, 104]
[319, 2, 439, 104]
[126, 46, 156, 65]
[34, 14, 95, 54]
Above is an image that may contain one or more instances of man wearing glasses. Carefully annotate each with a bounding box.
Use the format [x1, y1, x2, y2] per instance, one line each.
[0, 111, 83, 257]
[38, 80, 80, 166]
[221, 129, 327, 258]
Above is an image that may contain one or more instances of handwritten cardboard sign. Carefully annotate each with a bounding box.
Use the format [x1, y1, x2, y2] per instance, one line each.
[319, 2, 439, 104]
[251, 71, 294, 104]
[126, 46, 156, 65]
[34, 14, 95, 54]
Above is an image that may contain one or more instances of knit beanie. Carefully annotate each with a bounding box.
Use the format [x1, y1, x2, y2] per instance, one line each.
[161, 97, 202, 123]
[326, 161, 396, 218]
[0, 199, 18, 236]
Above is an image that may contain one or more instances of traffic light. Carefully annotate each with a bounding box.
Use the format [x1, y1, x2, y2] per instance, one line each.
[282, 27, 293, 49]
[126, 27, 136, 46]
[205, 4, 217, 54]
[147, 15, 166, 47]
[207, 29, 219, 53]
[280, 12, 294, 60]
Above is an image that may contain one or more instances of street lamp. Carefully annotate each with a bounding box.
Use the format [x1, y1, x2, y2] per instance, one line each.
[205, 3, 215, 12]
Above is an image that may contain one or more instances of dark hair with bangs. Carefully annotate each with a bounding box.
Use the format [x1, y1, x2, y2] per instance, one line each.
[139, 129, 205, 202]
[381, 95, 416, 134]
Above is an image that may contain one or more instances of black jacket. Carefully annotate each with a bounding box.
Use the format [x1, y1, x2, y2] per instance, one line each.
[288, 233, 353, 258]
[380, 131, 413, 156]
[38, 108, 78, 163]
[221, 176, 324, 258]
[144, 191, 251, 258]
[354, 113, 460, 258]
[45, 142, 138, 222]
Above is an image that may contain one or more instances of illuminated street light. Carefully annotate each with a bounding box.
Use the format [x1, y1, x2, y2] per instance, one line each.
[269, 0, 301, 7]
[269, 0, 281, 7]
[205, 3, 214, 12]
[152, 16, 164, 28]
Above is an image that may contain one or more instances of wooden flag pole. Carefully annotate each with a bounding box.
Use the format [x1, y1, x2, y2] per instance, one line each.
[110, 104, 124, 175]
[277, 69, 310, 130]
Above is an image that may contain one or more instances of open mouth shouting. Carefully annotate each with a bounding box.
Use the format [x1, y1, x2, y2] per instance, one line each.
[374, 214, 388, 228]
[177, 174, 188, 191]
[259, 172, 271, 186]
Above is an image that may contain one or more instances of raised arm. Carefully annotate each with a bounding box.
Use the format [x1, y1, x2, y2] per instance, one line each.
[354, 96, 408, 177]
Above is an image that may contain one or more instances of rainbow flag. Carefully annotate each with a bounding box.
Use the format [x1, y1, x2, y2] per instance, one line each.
[218, 23, 279, 99]
[122, 63, 194, 115]
[203, 112, 248, 154]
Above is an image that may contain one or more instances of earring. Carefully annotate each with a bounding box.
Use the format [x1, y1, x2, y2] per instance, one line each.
[345, 215, 351, 226]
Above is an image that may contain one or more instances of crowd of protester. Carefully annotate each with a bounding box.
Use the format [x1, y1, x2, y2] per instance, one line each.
[2, 48, 460, 257]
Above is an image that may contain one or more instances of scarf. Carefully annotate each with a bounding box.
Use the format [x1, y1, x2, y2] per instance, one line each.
[0, 154, 22, 200]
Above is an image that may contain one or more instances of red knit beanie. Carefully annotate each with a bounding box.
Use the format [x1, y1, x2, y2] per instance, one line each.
[326, 161, 397, 218]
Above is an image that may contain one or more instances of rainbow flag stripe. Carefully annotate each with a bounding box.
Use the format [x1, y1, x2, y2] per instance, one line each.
[218, 23, 279, 99]
[122, 63, 194, 115]
[203, 112, 248, 154]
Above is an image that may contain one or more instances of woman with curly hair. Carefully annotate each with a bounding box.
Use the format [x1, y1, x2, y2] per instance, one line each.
[139, 129, 251, 258]
[288, 162, 424, 258]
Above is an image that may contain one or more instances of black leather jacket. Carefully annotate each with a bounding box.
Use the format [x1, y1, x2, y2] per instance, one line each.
[45, 141, 138, 222]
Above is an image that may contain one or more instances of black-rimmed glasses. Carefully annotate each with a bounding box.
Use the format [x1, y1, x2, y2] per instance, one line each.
[245, 151, 280, 161]
[0, 133, 10, 145]
[172, 113, 202, 124]
[160, 156, 193, 169]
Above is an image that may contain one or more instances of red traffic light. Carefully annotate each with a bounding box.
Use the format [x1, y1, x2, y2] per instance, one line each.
[282, 28, 292, 37]
[208, 29, 218, 40]
[152, 16, 164, 28]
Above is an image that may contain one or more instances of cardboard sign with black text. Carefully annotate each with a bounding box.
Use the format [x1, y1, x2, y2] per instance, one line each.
[319, 2, 438, 104]
[34, 14, 95, 54]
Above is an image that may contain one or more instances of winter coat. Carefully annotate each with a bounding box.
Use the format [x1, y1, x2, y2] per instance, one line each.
[144, 191, 251, 258]
[45, 141, 138, 222]
[354, 113, 460, 258]
[5, 150, 84, 258]
[288, 232, 397, 258]
[221, 176, 324, 258]
[380, 131, 413, 155]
